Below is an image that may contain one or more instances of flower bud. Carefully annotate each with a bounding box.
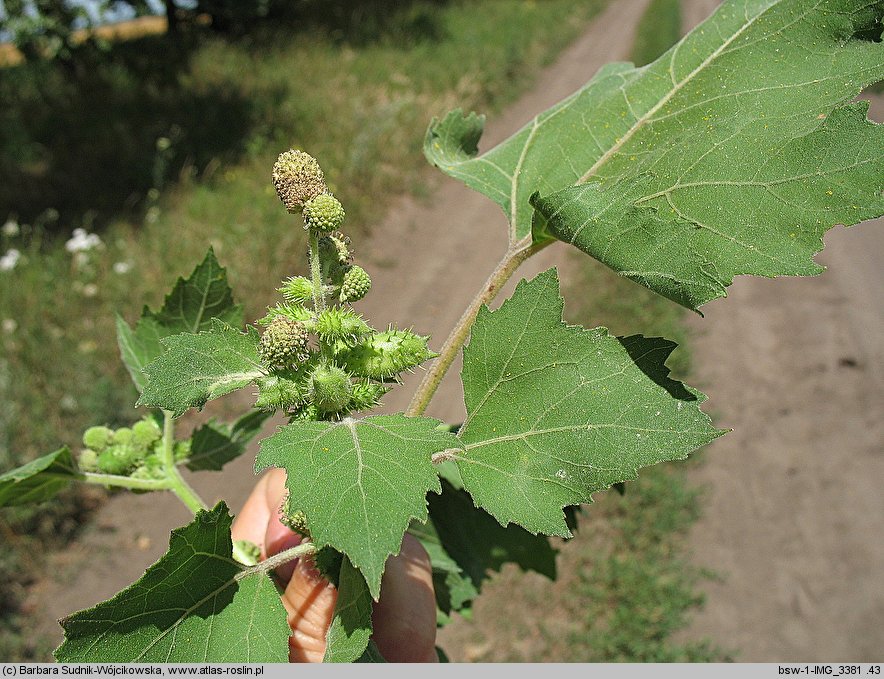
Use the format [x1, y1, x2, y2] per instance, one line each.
[272, 150, 327, 213]
[259, 317, 311, 370]
[339, 265, 371, 303]
[303, 194, 345, 233]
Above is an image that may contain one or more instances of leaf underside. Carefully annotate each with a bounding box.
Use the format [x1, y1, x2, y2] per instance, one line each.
[137, 319, 265, 417]
[410, 467, 557, 621]
[0, 448, 80, 507]
[256, 414, 459, 598]
[116, 248, 243, 391]
[426, 0, 884, 309]
[186, 410, 273, 472]
[323, 557, 373, 663]
[55, 503, 290, 662]
[456, 270, 724, 536]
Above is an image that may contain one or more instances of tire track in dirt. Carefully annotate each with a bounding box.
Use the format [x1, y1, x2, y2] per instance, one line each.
[678, 0, 884, 660]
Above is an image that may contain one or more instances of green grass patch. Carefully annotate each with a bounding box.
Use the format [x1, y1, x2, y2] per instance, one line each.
[0, 0, 610, 660]
[631, 0, 682, 67]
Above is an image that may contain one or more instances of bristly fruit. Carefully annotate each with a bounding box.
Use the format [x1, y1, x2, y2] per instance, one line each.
[255, 372, 308, 411]
[340, 265, 371, 303]
[279, 276, 315, 304]
[82, 426, 114, 452]
[339, 329, 435, 379]
[272, 150, 327, 213]
[303, 194, 345, 233]
[309, 363, 353, 414]
[314, 307, 371, 343]
[258, 317, 311, 370]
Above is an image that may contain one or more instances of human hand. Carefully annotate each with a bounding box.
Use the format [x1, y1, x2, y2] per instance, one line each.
[231, 468, 439, 662]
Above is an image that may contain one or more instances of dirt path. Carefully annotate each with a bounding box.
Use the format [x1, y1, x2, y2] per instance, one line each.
[29, 0, 883, 663]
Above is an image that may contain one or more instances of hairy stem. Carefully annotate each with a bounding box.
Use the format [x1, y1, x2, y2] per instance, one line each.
[308, 232, 326, 314]
[235, 542, 317, 581]
[406, 239, 550, 417]
[81, 472, 171, 492]
[160, 410, 209, 515]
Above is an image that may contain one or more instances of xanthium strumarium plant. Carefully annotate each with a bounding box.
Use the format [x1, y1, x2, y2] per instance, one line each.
[0, 0, 881, 663]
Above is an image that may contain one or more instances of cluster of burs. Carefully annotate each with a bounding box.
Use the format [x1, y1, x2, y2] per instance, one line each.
[77, 418, 185, 480]
[256, 150, 435, 421]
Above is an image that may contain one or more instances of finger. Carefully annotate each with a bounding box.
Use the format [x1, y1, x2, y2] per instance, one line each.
[371, 533, 438, 662]
[281, 557, 338, 663]
[230, 470, 276, 548]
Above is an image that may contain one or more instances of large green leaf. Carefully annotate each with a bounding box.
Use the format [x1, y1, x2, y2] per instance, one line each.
[138, 319, 265, 417]
[55, 503, 290, 662]
[116, 249, 243, 391]
[426, 0, 884, 309]
[256, 415, 459, 598]
[409, 466, 557, 620]
[186, 410, 273, 472]
[0, 448, 80, 507]
[323, 557, 373, 663]
[455, 270, 724, 536]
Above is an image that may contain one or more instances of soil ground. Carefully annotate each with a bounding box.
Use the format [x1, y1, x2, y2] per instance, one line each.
[27, 0, 883, 662]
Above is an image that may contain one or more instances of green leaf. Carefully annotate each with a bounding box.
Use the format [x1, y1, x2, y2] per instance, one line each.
[55, 503, 290, 662]
[116, 249, 243, 391]
[323, 557, 373, 663]
[456, 270, 723, 536]
[137, 319, 265, 417]
[256, 415, 459, 598]
[409, 470, 557, 619]
[427, 1, 884, 309]
[0, 448, 80, 507]
[186, 410, 273, 472]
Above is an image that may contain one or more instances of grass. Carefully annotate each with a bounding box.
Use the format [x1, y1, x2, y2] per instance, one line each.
[437, 254, 732, 662]
[0, 0, 612, 660]
[631, 0, 682, 67]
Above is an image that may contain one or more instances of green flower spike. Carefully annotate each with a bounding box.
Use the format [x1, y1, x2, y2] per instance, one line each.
[258, 317, 311, 371]
[340, 265, 371, 303]
[272, 150, 327, 213]
[303, 194, 345, 233]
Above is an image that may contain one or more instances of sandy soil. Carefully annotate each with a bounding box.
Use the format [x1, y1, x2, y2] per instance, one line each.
[27, 0, 883, 662]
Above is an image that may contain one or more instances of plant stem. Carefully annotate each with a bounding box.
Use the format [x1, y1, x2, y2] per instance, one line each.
[308, 231, 325, 314]
[235, 542, 316, 581]
[82, 472, 171, 492]
[160, 410, 209, 515]
[406, 239, 550, 417]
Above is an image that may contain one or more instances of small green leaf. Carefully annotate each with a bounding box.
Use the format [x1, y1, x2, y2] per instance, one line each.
[0, 448, 80, 507]
[186, 410, 273, 472]
[55, 503, 290, 662]
[146, 247, 243, 334]
[256, 415, 459, 598]
[456, 270, 724, 536]
[116, 249, 243, 392]
[323, 557, 373, 663]
[427, 1, 884, 307]
[410, 474, 557, 618]
[138, 319, 265, 417]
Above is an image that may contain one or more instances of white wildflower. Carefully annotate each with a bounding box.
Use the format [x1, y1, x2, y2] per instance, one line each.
[2, 319, 16, 334]
[81, 283, 98, 298]
[0, 248, 21, 271]
[2, 219, 19, 237]
[65, 228, 103, 253]
[113, 261, 132, 274]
